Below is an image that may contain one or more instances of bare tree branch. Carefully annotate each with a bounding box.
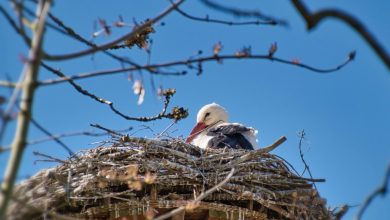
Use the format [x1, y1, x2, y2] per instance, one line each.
[291, 0, 390, 70]
[34, 52, 355, 87]
[297, 130, 317, 190]
[0, 126, 133, 154]
[41, 63, 188, 122]
[42, 0, 184, 61]
[33, 151, 66, 164]
[200, 0, 287, 26]
[173, 2, 277, 26]
[355, 162, 390, 220]
[0, 0, 52, 217]
[46, 12, 145, 68]
[0, 4, 31, 47]
[29, 117, 75, 156]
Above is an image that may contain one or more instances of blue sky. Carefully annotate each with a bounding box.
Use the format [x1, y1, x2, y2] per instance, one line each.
[1, 0, 390, 219]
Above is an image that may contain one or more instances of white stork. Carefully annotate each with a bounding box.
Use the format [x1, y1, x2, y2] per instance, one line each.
[186, 103, 258, 150]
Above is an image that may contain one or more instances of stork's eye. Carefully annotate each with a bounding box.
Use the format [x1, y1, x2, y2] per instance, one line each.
[204, 112, 210, 119]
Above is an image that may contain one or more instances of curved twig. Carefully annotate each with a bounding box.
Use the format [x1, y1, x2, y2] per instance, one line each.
[200, 0, 287, 26]
[41, 63, 187, 122]
[291, 0, 390, 70]
[174, 2, 277, 26]
[355, 162, 390, 220]
[36, 52, 354, 86]
[42, 0, 184, 61]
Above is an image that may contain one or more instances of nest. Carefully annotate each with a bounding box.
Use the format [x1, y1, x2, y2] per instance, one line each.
[8, 137, 333, 220]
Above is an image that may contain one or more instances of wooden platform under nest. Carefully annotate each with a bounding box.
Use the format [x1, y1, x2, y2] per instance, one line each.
[7, 136, 333, 220]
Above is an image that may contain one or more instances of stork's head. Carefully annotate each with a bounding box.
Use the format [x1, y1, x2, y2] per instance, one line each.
[186, 103, 228, 143]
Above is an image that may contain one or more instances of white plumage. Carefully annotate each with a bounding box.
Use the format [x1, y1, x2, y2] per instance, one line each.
[186, 103, 259, 150]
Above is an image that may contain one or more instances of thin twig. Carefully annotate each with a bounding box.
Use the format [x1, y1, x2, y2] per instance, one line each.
[0, 4, 31, 47]
[297, 130, 317, 190]
[220, 136, 287, 169]
[33, 151, 66, 163]
[355, 162, 390, 220]
[41, 63, 187, 122]
[0, 126, 133, 153]
[46, 12, 145, 68]
[30, 117, 75, 156]
[291, 0, 390, 70]
[89, 124, 122, 137]
[42, 0, 184, 61]
[32, 127, 132, 144]
[173, 2, 278, 26]
[200, 0, 287, 26]
[36, 52, 354, 86]
[153, 168, 235, 220]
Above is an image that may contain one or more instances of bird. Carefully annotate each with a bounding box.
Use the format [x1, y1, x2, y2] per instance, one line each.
[186, 103, 258, 150]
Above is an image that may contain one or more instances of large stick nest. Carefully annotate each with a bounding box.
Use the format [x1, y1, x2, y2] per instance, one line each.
[7, 137, 333, 220]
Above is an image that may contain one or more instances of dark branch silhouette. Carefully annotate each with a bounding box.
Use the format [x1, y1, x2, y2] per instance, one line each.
[200, 0, 287, 26]
[173, 2, 277, 26]
[34, 51, 355, 87]
[42, 0, 184, 61]
[291, 0, 390, 70]
[356, 162, 390, 220]
[41, 63, 188, 122]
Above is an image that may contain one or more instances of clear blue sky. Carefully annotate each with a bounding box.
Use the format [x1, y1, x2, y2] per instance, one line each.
[1, 0, 390, 219]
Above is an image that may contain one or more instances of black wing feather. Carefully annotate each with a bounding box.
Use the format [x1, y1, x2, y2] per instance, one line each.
[207, 124, 254, 150]
[207, 124, 250, 136]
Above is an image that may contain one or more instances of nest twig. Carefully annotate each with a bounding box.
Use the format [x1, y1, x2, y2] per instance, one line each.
[7, 136, 333, 220]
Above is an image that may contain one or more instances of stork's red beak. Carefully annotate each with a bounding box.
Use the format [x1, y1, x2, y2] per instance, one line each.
[186, 122, 207, 143]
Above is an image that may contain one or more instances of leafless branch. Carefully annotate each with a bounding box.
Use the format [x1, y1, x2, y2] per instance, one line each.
[0, 4, 31, 47]
[29, 117, 74, 156]
[0, 126, 133, 153]
[219, 136, 287, 170]
[41, 63, 188, 122]
[291, 0, 390, 70]
[0, 0, 52, 217]
[42, 0, 184, 61]
[32, 126, 132, 145]
[200, 0, 287, 26]
[297, 130, 317, 190]
[0, 71, 26, 143]
[355, 162, 390, 220]
[35, 52, 354, 87]
[154, 168, 235, 220]
[46, 12, 145, 67]
[333, 204, 349, 220]
[33, 151, 66, 164]
[89, 124, 123, 137]
[173, 2, 278, 26]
